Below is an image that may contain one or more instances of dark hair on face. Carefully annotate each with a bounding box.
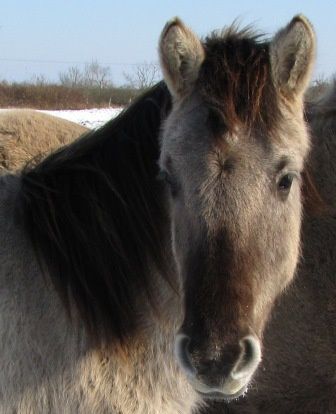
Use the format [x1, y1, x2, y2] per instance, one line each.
[198, 26, 281, 135]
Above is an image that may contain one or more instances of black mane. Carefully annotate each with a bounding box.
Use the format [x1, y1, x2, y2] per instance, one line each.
[20, 82, 172, 344]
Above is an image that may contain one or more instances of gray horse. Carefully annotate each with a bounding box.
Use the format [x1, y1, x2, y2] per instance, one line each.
[207, 83, 336, 413]
[0, 16, 315, 413]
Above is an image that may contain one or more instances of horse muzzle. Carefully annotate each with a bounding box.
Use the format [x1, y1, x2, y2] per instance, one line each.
[174, 333, 261, 400]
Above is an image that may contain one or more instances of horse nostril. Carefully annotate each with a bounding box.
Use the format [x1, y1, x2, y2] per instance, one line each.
[174, 333, 196, 377]
[231, 335, 261, 380]
[175, 332, 261, 387]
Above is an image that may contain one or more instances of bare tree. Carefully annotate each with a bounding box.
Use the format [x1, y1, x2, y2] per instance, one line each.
[30, 74, 48, 86]
[123, 62, 160, 89]
[59, 66, 83, 87]
[305, 75, 329, 101]
[83, 60, 112, 89]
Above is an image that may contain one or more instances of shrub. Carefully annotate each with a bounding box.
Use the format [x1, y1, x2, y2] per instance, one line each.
[0, 82, 141, 109]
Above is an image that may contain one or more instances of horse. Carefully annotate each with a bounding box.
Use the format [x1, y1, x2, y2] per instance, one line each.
[206, 84, 336, 414]
[0, 109, 88, 172]
[306, 80, 336, 209]
[0, 15, 316, 413]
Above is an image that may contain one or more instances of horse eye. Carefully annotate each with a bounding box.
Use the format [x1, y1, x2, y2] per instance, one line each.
[157, 171, 179, 197]
[278, 173, 294, 194]
[157, 170, 171, 184]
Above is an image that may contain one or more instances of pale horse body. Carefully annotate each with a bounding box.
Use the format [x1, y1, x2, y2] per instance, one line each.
[208, 83, 336, 413]
[0, 16, 315, 413]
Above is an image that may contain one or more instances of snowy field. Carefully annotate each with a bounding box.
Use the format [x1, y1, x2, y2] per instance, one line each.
[40, 107, 124, 129]
[0, 107, 124, 129]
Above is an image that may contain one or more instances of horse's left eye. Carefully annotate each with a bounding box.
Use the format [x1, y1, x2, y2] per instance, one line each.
[157, 171, 179, 197]
[157, 170, 172, 184]
[278, 173, 295, 194]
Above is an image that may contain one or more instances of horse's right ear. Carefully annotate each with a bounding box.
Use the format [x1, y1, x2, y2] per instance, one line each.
[270, 15, 316, 99]
[159, 18, 204, 99]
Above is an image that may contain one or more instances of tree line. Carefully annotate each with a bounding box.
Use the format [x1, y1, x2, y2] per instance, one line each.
[59, 60, 160, 90]
[0, 61, 161, 109]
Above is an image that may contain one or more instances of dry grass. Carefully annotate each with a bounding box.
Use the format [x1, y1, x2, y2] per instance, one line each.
[0, 82, 141, 109]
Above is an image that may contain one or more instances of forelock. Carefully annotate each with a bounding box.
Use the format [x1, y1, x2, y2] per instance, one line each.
[197, 25, 281, 135]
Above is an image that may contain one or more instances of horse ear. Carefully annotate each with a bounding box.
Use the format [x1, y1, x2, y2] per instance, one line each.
[159, 17, 204, 99]
[270, 15, 316, 98]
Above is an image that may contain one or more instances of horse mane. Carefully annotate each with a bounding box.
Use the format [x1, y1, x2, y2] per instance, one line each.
[19, 82, 172, 344]
[198, 25, 281, 134]
[303, 80, 336, 215]
[305, 79, 336, 128]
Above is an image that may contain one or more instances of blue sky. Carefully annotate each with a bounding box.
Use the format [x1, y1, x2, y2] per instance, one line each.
[1, 0, 335, 85]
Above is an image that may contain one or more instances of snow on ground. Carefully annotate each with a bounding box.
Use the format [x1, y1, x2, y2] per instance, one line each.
[39, 107, 123, 129]
[0, 107, 124, 129]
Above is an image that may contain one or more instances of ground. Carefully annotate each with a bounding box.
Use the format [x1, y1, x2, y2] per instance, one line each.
[0, 107, 123, 129]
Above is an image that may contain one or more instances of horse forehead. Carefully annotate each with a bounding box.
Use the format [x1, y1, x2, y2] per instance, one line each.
[162, 97, 308, 170]
[163, 112, 265, 165]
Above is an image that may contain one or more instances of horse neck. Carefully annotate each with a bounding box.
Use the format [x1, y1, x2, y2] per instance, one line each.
[19, 83, 181, 345]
